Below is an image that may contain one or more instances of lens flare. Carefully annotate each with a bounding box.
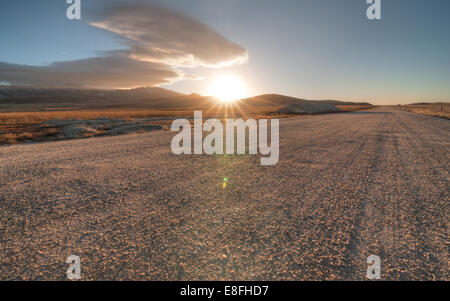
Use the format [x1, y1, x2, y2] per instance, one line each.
[222, 177, 228, 189]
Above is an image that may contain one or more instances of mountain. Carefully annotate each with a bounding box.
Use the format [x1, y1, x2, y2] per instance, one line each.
[0, 86, 371, 111]
[242, 94, 371, 107]
[0, 86, 209, 111]
[0, 86, 183, 102]
[311, 99, 372, 106]
[242, 94, 309, 106]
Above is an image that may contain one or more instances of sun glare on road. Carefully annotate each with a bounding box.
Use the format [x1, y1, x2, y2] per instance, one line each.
[208, 75, 248, 102]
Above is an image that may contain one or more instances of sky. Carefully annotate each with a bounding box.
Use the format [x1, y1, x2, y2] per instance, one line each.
[0, 0, 449, 105]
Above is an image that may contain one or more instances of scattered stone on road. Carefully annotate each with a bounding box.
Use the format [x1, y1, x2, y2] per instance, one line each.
[0, 107, 448, 280]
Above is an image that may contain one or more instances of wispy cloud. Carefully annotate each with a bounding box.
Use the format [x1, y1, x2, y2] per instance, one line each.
[0, 3, 247, 88]
[91, 3, 248, 68]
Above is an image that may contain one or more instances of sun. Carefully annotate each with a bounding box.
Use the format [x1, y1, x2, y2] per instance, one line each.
[208, 75, 248, 102]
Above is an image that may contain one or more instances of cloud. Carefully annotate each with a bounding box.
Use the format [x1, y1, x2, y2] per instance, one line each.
[0, 3, 248, 88]
[0, 55, 180, 89]
[91, 4, 248, 68]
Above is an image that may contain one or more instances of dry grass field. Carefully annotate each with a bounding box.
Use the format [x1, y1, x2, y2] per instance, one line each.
[0, 104, 372, 145]
[399, 103, 449, 119]
[335, 105, 373, 112]
[0, 106, 283, 145]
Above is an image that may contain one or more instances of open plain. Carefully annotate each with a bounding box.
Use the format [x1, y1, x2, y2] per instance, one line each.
[0, 106, 448, 280]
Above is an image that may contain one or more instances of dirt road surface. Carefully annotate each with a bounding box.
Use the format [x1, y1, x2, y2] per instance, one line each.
[0, 107, 448, 280]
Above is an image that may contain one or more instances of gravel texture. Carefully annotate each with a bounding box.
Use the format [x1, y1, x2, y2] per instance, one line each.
[0, 106, 448, 280]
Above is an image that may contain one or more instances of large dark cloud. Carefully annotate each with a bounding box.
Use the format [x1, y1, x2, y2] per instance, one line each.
[0, 3, 247, 88]
[0, 55, 179, 89]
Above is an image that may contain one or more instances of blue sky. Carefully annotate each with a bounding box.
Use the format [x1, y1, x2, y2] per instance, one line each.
[1, 0, 449, 104]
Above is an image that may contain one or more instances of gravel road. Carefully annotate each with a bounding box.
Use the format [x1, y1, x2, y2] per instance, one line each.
[0, 106, 448, 280]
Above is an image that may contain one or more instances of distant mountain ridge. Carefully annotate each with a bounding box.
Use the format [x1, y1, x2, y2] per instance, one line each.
[244, 94, 371, 106]
[0, 86, 371, 111]
[0, 86, 183, 100]
[0, 86, 200, 111]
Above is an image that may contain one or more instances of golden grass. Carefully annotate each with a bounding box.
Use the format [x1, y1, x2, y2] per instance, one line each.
[0, 107, 284, 144]
[400, 104, 449, 119]
[1, 107, 283, 125]
[0, 109, 195, 126]
[0, 104, 374, 145]
[336, 105, 374, 111]
[0, 127, 60, 144]
[0, 104, 375, 126]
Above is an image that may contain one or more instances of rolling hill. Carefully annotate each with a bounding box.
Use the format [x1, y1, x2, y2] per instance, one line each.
[0, 86, 371, 112]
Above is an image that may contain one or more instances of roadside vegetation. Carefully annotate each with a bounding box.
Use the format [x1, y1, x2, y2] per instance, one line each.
[0, 105, 372, 145]
[399, 103, 449, 119]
